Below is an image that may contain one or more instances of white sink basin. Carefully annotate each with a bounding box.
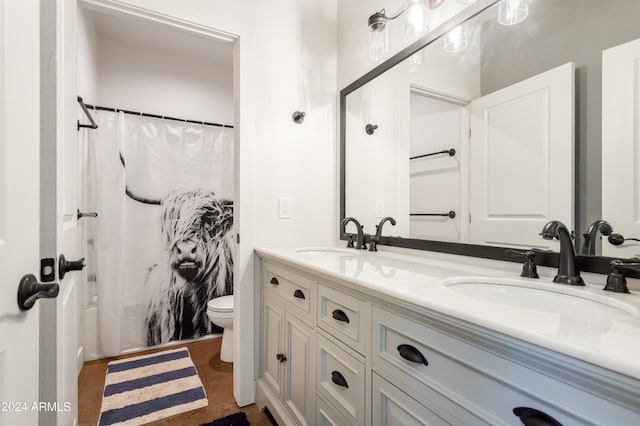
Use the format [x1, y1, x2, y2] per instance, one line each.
[295, 248, 355, 256]
[444, 277, 637, 320]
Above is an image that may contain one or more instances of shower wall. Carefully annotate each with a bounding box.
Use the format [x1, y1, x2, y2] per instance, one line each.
[77, 8, 234, 360]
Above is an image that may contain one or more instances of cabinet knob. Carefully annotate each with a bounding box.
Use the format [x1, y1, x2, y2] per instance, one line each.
[513, 407, 563, 426]
[330, 371, 349, 388]
[276, 353, 287, 363]
[397, 344, 429, 366]
[332, 309, 350, 323]
[270, 277, 279, 285]
[293, 289, 306, 299]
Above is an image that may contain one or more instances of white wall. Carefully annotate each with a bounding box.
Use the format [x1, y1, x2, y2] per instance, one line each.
[72, 0, 337, 407]
[78, 8, 233, 124]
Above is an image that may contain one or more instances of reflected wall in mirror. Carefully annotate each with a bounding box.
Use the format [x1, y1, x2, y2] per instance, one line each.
[342, 0, 640, 262]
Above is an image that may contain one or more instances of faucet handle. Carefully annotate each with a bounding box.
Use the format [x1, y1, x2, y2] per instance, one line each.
[346, 235, 355, 248]
[368, 236, 379, 252]
[604, 258, 640, 293]
[505, 249, 539, 279]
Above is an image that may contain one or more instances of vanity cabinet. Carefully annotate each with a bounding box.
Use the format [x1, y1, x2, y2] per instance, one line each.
[256, 255, 640, 426]
[261, 262, 316, 426]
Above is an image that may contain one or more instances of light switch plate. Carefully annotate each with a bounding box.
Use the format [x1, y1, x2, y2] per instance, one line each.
[278, 197, 292, 219]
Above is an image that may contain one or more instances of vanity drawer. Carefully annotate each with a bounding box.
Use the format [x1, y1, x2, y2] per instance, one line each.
[372, 306, 602, 426]
[317, 283, 370, 355]
[372, 373, 452, 426]
[316, 332, 366, 426]
[264, 262, 314, 326]
[316, 395, 351, 426]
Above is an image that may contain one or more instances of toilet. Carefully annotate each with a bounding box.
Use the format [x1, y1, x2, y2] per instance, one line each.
[207, 295, 234, 363]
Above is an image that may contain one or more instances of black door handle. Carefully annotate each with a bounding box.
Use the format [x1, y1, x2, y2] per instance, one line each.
[17, 274, 59, 311]
[59, 254, 85, 280]
[331, 371, 349, 388]
[513, 407, 563, 426]
[332, 309, 350, 323]
[270, 277, 279, 285]
[293, 289, 305, 299]
[397, 344, 429, 365]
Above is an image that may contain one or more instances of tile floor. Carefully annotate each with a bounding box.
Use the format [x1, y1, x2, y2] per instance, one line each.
[78, 337, 273, 426]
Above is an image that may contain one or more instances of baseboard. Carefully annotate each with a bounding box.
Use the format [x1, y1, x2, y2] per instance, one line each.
[256, 378, 295, 426]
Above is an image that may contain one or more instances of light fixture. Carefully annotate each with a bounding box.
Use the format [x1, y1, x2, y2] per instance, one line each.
[368, 0, 443, 62]
[498, 0, 529, 26]
[407, 50, 424, 72]
[404, 0, 429, 37]
[444, 25, 468, 53]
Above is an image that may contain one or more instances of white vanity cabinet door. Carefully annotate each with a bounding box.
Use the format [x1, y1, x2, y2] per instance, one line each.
[372, 373, 451, 426]
[284, 311, 315, 426]
[262, 298, 285, 399]
[317, 283, 370, 355]
[264, 261, 315, 326]
[317, 332, 366, 426]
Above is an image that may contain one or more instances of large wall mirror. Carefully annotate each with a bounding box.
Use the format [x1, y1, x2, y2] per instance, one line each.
[340, 0, 640, 273]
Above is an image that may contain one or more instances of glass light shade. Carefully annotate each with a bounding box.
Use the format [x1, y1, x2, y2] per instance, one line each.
[498, 0, 529, 26]
[368, 25, 389, 62]
[444, 25, 468, 53]
[404, 0, 429, 37]
[407, 50, 424, 72]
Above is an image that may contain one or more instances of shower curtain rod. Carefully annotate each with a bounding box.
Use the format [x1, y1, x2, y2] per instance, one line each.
[82, 102, 234, 129]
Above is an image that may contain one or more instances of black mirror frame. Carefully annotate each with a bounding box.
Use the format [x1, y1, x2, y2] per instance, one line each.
[339, 0, 636, 278]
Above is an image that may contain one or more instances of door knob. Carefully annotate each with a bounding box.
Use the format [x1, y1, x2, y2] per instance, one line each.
[17, 274, 59, 311]
[59, 254, 85, 279]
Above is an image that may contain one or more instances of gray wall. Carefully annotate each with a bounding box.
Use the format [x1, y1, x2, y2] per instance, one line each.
[480, 0, 640, 246]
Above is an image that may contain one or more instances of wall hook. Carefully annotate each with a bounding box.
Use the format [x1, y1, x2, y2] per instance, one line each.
[365, 124, 378, 135]
[292, 111, 305, 124]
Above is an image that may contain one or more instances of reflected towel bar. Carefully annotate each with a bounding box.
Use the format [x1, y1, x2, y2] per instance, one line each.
[410, 211, 456, 219]
[77, 96, 98, 131]
[410, 148, 456, 160]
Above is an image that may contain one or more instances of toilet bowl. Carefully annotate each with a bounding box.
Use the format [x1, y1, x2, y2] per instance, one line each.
[207, 295, 234, 363]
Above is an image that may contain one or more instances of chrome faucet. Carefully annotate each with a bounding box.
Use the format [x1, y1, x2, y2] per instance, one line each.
[369, 217, 396, 252]
[341, 217, 367, 249]
[539, 221, 584, 286]
[581, 219, 613, 255]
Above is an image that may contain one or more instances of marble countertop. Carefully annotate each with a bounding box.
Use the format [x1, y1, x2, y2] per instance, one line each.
[255, 246, 640, 381]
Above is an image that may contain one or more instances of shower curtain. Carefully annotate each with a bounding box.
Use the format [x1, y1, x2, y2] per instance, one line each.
[81, 110, 234, 357]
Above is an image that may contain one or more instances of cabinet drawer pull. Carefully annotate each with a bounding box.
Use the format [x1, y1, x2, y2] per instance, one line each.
[330, 371, 349, 388]
[276, 353, 287, 363]
[513, 407, 562, 426]
[332, 309, 350, 323]
[270, 277, 279, 285]
[293, 289, 305, 299]
[397, 344, 429, 366]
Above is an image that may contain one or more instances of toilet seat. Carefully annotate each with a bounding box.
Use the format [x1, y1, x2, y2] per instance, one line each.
[207, 295, 233, 311]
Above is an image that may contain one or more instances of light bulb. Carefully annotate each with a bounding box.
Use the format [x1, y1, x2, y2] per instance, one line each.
[368, 25, 389, 62]
[405, 0, 429, 37]
[498, 0, 529, 26]
[407, 50, 424, 72]
[444, 25, 468, 53]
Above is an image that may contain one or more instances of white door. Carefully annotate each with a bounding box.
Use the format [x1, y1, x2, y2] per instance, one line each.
[0, 1, 43, 425]
[56, 0, 82, 423]
[469, 62, 574, 249]
[602, 39, 640, 258]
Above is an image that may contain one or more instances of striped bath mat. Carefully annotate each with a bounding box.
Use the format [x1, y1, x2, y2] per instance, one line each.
[98, 347, 208, 425]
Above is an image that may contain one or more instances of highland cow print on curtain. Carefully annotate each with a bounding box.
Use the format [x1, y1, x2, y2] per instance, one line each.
[85, 110, 234, 356]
